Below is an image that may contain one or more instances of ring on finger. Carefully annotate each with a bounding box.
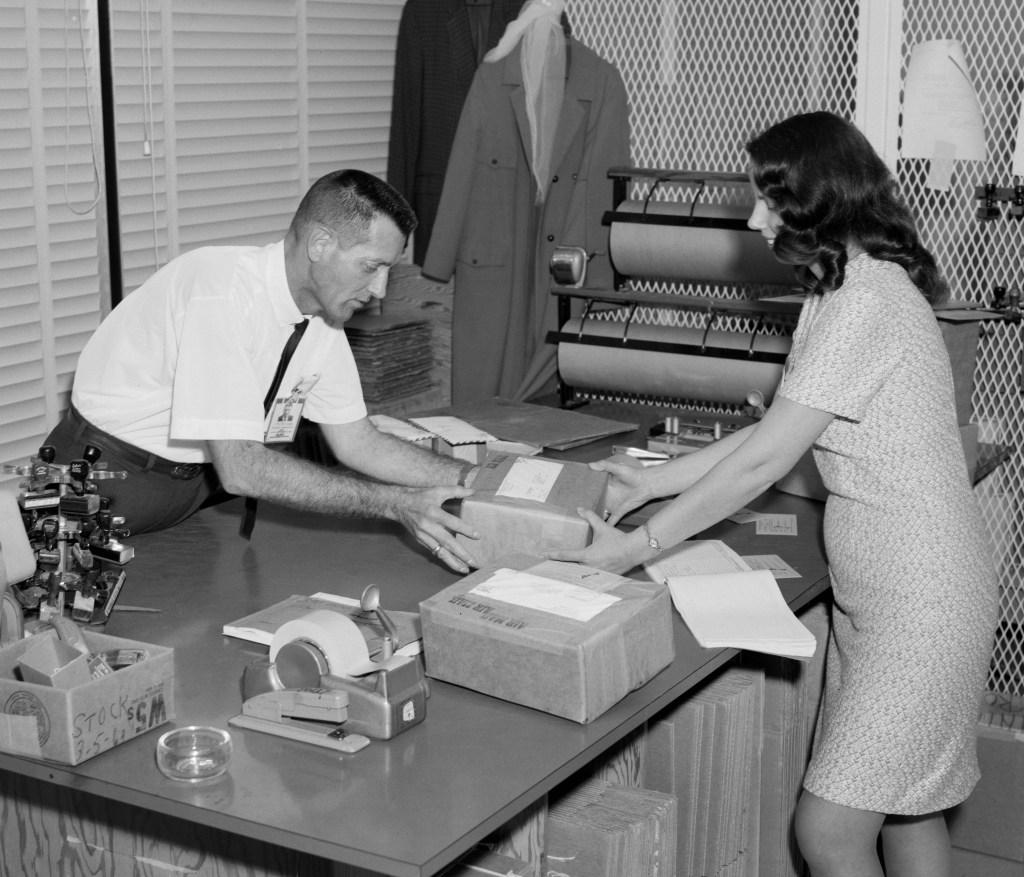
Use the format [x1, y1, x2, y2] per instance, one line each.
[432, 543, 444, 556]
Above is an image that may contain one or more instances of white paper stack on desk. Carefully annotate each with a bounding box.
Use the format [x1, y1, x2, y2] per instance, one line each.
[645, 540, 816, 660]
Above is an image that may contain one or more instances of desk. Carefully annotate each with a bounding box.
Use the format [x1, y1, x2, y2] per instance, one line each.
[0, 418, 831, 877]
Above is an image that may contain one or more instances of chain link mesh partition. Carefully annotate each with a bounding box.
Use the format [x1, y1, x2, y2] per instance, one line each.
[565, 0, 1023, 693]
[899, 0, 1024, 696]
[562, 0, 859, 411]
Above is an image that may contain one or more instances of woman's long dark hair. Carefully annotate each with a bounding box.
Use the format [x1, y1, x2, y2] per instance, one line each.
[746, 111, 948, 303]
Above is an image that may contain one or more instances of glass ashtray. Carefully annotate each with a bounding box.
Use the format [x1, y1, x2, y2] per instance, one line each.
[156, 725, 232, 782]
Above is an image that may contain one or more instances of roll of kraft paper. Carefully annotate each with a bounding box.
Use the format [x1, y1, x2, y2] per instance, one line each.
[0, 486, 35, 589]
[557, 318, 789, 406]
[269, 610, 374, 678]
[609, 199, 798, 286]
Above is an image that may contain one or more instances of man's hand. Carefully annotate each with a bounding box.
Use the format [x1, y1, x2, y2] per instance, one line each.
[209, 438, 482, 573]
[389, 485, 481, 573]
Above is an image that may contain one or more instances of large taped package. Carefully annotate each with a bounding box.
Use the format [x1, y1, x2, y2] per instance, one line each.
[420, 554, 674, 723]
[452, 452, 608, 567]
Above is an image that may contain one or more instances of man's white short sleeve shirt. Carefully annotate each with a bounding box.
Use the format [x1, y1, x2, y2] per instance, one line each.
[72, 241, 366, 462]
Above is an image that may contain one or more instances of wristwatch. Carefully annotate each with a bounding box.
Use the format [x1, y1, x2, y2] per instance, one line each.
[642, 521, 663, 552]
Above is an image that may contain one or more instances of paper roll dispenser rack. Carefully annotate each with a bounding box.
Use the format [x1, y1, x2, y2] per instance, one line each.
[546, 166, 803, 408]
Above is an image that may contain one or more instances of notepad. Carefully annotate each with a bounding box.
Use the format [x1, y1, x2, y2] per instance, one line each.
[222, 593, 422, 655]
[666, 569, 816, 660]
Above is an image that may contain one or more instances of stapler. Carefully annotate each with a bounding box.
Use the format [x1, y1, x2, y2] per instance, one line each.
[228, 687, 371, 753]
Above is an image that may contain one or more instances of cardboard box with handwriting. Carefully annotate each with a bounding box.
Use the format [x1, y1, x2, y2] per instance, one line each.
[420, 554, 674, 723]
[452, 453, 608, 567]
[0, 629, 174, 765]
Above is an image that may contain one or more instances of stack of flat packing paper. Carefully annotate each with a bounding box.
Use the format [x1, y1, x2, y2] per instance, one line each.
[345, 310, 434, 404]
[546, 779, 677, 877]
[646, 539, 816, 660]
[412, 396, 637, 451]
[666, 568, 816, 660]
[643, 666, 763, 877]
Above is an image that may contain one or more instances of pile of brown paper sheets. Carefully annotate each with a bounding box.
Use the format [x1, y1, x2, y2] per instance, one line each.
[546, 779, 677, 877]
[345, 310, 435, 404]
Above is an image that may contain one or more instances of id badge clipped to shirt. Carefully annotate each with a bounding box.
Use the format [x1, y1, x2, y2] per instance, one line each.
[265, 374, 320, 443]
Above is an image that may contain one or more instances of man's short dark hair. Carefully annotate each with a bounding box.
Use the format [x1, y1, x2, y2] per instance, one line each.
[290, 169, 417, 244]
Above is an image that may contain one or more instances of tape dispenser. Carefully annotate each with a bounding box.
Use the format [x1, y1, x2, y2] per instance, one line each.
[235, 588, 429, 745]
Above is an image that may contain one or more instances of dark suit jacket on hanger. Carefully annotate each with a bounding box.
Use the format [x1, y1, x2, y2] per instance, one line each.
[387, 0, 527, 265]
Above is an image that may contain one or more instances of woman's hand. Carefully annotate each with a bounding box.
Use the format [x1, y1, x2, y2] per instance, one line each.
[545, 509, 646, 575]
[592, 458, 654, 526]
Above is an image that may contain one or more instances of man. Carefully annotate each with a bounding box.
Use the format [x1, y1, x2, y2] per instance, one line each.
[44, 169, 480, 573]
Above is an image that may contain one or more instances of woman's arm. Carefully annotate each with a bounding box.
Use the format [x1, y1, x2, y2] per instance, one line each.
[549, 397, 833, 574]
[596, 423, 759, 524]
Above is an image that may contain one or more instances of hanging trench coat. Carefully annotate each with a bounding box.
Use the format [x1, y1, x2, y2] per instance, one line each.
[422, 38, 631, 405]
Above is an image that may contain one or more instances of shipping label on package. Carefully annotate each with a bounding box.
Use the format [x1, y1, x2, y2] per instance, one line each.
[469, 568, 621, 622]
[495, 458, 563, 502]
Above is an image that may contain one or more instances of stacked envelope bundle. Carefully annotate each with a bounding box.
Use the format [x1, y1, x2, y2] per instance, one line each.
[545, 779, 677, 877]
[643, 666, 764, 877]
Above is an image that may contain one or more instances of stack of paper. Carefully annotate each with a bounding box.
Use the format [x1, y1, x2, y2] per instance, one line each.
[344, 310, 435, 404]
[546, 779, 677, 877]
[667, 569, 817, 660]
[643, 666, 764, 877]
[412, 397, 636, 451]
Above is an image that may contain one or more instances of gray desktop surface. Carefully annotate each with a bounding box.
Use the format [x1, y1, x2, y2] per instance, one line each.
[0, 414, 830, 877]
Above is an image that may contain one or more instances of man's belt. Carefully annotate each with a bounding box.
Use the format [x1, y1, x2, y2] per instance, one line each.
[169, 464, 206, 481]
[67, 406, 211, 481]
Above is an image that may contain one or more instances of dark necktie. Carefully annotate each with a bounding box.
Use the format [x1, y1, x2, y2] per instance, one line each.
[239, 319, 309, 539]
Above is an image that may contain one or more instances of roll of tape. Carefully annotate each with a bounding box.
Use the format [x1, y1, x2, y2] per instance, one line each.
[550, 246, 588, 288]
[0, 485, 35, 589]
[269, 610, 371, 677]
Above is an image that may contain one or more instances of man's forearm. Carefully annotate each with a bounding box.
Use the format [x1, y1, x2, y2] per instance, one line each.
[210, 439, 411, 520]
[320, 419, 477, 488]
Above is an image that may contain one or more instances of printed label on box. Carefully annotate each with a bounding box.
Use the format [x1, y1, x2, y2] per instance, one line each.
[469, 568, 620, 622]
[496, 458, 564, 502]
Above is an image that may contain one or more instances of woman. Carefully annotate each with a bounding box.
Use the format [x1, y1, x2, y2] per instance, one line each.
[549, 111, 998, 877]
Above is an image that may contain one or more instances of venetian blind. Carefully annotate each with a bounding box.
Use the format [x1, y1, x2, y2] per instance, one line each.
[0, 0, 105, 467]
[111, 0, 404, 292]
